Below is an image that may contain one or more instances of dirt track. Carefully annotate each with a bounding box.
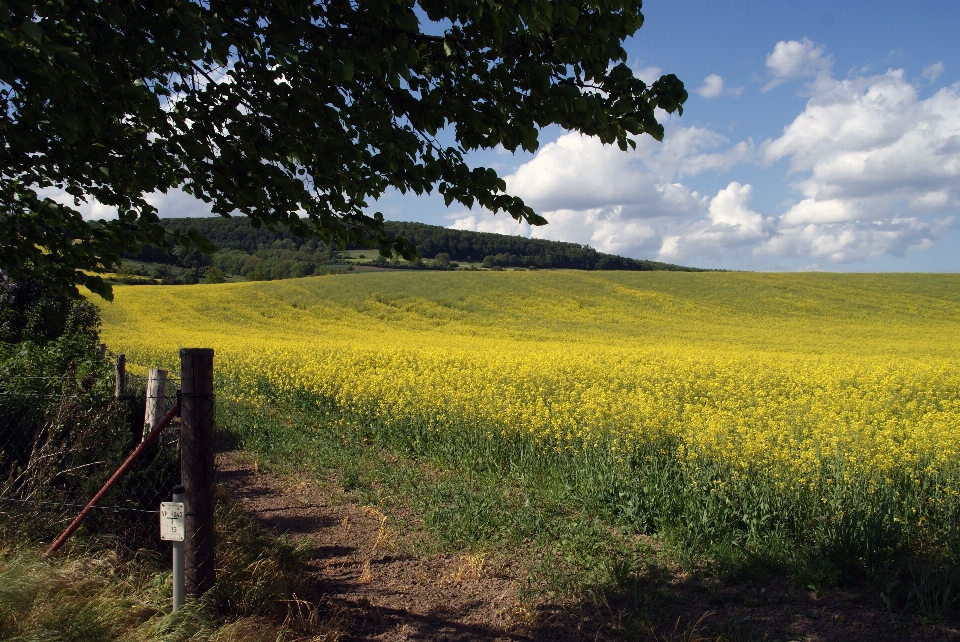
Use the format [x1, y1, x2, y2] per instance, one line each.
[216, 451, 960, 642]
[215, 452, 548, 641]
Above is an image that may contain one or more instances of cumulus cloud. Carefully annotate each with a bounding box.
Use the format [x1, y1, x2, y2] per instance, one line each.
[146, 188, 216, 219]
[449, 122, 763, 257]
[697, 74, 724, 98]
[762, 38, 832, 91]
[450, 206, 662, 256]
[502, 131, 716, 218]
[750, 63, 960, 262]
[756, 217, 953, 263]
[455, 43, 960, 267]
[631, 64, 662, 85]
[923, 61, 944, 83]
[35, 185, 214, 221]
[763, 70, 960, 217]
[449, 213, 532, 237]
[696, 74, 744, 99]
[656, 182, 773, 262]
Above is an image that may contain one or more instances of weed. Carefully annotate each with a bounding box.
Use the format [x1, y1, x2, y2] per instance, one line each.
[0, 493, 346, 641]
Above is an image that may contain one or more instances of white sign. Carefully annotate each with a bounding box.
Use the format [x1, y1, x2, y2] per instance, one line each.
[160, 501, 185, 542]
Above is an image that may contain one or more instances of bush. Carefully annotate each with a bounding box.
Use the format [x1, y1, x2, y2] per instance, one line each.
[181, 269, 200, 285]
[0, 276, 85, 345]
[205, 267, 226, 284]
[290, 261, 315, 278]
[0, 283, 178, 545]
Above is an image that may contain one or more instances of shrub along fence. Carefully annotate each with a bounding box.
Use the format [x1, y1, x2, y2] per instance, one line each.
[0, 347, 217, 597]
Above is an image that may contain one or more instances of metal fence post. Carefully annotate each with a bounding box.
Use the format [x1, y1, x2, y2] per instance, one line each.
[179, 348, 215, 596]
[171, 484, 185, 611]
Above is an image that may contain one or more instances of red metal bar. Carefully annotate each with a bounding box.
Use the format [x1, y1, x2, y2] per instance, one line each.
[44, 401, 181, 557]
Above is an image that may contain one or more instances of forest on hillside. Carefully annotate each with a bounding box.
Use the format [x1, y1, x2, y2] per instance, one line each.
[125, 217, 703, 282]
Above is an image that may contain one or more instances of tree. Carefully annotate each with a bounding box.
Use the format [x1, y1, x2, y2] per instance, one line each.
[0, 0, 686, 299]
[204, 266, 226, 284]
[0, 275, 98, 345]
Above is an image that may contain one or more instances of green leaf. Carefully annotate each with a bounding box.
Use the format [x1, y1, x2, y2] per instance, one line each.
[0, 0, 683, 298]
[20, 19, 42, 44]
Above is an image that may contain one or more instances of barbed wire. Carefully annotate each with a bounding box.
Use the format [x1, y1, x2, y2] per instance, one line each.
[0, 497, 161, 514]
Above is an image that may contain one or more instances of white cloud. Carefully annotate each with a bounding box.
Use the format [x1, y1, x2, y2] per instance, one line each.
[697, 74, 724, 98]
[763, 38, 832, 91]
[451, 121, 765, 259]
[751, 63, 960, 262]
[756, 217, 953, 263]
[762, 70, 960, 216]
[449, 213, 532, 237]
[503, 131, 711, 218]
[451, 206, 662, 256]
[448, 124, 764, 256]
[454, 46, 960, 268]
[145, 188, 216, 218]
[535, 208, 659, 255]
[923, 61, 944, 83]
[36, 185, 215, 221]
[779, 198, 860, 226]
[656, 182, 773, 261]
[631, 64, 662, 85]
[696, 74, 744, 99]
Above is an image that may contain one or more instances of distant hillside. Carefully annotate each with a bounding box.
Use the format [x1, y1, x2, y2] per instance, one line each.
[129, 217, 702, 278]
[375, 221, 700, 271]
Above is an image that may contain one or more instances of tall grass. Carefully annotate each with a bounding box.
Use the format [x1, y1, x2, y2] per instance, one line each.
[0, 495, 339, 641]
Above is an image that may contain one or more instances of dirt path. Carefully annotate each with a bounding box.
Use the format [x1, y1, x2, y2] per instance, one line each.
[216, 451, 960, 642]
[216, 452, 541, 641]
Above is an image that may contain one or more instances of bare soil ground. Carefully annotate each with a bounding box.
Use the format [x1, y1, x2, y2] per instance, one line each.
[215, 450, 960, 642]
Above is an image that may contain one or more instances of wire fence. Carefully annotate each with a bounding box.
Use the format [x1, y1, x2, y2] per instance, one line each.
[0, 369, 182, 550]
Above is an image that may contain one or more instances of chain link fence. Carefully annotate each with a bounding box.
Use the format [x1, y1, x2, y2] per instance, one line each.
[0, 368, 182, 550]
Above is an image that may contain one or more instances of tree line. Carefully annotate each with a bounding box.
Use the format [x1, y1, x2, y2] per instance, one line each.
[124, 217, 703, 281]
[381, 221, 701, 271]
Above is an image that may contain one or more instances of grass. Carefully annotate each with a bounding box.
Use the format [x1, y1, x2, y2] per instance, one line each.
[0, 493, 342, 642]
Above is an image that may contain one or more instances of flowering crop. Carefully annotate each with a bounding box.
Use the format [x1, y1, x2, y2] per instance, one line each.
[95, 271, 960, 554]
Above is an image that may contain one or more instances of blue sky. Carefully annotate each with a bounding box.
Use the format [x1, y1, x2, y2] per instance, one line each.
[400, 0, 960, 271]
[68, 1, 960, 271]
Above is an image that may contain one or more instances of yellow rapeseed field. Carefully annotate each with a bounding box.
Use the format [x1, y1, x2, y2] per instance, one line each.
[96, 271, 960, 497]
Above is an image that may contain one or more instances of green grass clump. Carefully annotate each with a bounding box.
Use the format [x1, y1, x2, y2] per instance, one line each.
[0, 495, 335, 641]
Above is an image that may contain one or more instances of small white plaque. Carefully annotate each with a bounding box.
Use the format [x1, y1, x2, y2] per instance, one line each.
[160, 501, 185, 541]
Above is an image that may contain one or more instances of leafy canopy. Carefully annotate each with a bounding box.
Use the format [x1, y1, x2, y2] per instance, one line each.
[0, 0, 686, 299]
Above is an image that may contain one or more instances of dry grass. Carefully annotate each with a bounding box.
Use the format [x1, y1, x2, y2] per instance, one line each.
[0, 492, 348, 641]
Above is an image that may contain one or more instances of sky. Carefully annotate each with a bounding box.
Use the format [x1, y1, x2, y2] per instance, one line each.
[394, 0, 960, 272]
[70, 0, 960, 272]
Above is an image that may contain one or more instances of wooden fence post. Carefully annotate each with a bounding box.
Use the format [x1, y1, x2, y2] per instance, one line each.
[143, 368, 168, 441]
[179, 348, 215, 596]
[97, 343, 106, 361]
[114, 353, 126, 399]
